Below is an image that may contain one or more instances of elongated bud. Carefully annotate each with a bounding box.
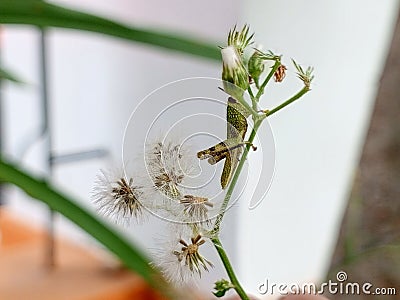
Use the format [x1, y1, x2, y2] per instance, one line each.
[227, 24, 254, 56]
[248, 48, 265, 88]
[221, 46, 249, 98]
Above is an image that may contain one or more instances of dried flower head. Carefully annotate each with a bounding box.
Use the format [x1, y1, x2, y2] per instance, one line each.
[274, 64, 287, 82]
[145, 140, 194, 200]
[92, 169, 143, 224]
[175, 235, 213, 275]
[180, 194, 213, 224]
[155, 229, 213, 284]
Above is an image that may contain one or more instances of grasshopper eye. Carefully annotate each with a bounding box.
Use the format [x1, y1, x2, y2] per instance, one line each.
[208, 157, 216, 164]
[228, 97, 238, 104]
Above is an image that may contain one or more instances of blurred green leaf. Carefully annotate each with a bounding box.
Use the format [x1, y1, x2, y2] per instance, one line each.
[0, 0, 220, 61]
[0, 66, 24, 83]
[0, 157, 170, 296]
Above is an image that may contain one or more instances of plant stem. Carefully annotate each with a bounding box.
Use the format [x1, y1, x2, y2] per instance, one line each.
[212, 119, 262, 233]
[247, 86, 257, 110]
[266, 86, 309, 117]
[210, 80, 310, 300]
[256, 60, 281, 100]
[210, 120, 262, 300]
[212, 237, 250, 300]
[213, 86, 309, 233]
[236, 93, 258, 119]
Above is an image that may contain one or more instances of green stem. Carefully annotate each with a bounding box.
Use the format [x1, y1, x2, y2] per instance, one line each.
[209, 120, 262, 300]
[209, 86, 309, 299]
[247, 86, 257, 111]
[210, 81, 310, 300]
[212, 119, 262, 233]
[256, 60, 281, 100]
[212, 237, 250, 300]
[236, 94, 258, 119]
[266, 86, 309, 117]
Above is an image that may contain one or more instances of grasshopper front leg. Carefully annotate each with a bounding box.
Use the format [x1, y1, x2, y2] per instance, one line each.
[197, 137, 243, 164]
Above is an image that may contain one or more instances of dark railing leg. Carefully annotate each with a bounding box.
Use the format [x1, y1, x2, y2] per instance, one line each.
[39, 28, 55, 269]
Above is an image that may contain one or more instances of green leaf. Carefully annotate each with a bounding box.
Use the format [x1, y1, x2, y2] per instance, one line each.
[0, 0, 220, 61]
[0, 66, 24, 84]
[0, 157, 172, 297]
[213, 278, 235, 297]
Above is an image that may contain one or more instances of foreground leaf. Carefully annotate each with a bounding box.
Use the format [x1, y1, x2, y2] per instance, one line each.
[0, 0, 220, 61]
[0, 158, 170, 296]
[0, 66, 24, 83]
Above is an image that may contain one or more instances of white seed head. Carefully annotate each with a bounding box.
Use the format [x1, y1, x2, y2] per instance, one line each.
[145, 139, 196, 201]
[153, 226, 213, 284]
[92, 169, 143, 225]
[179, 194, 213, 225]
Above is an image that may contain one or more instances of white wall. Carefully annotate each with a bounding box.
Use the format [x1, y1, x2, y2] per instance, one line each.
[238, 0, 399, 297]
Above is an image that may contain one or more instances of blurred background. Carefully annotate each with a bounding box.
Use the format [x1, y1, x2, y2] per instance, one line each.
[0, 0, 399, 299]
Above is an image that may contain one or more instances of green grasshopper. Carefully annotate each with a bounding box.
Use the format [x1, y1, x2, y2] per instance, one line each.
[197, 95, 251, 189]
[198, 25, 255, 189]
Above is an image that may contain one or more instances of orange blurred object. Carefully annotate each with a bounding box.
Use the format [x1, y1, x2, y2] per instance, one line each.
[0, 209, 163, 300]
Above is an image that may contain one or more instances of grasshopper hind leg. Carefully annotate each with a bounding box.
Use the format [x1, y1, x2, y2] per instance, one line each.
[197, 141, 229, 161]
[221, 153, 233, 189]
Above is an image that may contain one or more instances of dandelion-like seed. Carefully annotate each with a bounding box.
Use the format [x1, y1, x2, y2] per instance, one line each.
[173, 235, 213, 277]
[154, 229, 214, 284]
[153, 172, 183, 199]
[111, 178, 142, 217]
[180, 195, 213, 224]
[92, 170, 143, 223]
[146, 140, 194, 200]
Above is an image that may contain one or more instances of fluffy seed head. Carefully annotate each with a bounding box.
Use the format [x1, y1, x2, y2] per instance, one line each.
[92, 169, 143, 224]
[180, 194, 213, 225]
[145, 140, 195, 201]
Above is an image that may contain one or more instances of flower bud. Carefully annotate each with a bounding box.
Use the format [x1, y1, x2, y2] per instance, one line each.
[221, 46, 249, 98]
[227, 24, 254, 56]
[248, 49, 265, 88]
